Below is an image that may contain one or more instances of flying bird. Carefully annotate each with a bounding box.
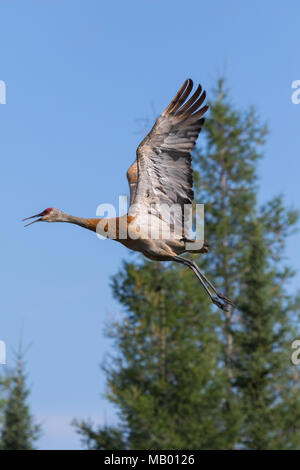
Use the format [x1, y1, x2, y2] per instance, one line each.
[23, 79, 234, 311]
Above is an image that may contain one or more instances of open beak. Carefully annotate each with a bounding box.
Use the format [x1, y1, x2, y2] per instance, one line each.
[22, 212, 44, 227]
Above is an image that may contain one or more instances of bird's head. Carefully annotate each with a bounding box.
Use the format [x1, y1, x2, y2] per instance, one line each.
[23, 207, 64, 227]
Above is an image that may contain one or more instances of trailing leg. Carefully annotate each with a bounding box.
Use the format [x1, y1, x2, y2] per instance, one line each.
[190, 260, 235, 307]
[173, 256, 235, 311]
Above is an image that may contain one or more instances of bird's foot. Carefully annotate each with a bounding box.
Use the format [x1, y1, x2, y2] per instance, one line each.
[216, 291, 236, 308]
[212, 296, 230, 312]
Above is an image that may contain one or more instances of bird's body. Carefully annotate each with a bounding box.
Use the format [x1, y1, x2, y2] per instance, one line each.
[24, 79, 234, 311]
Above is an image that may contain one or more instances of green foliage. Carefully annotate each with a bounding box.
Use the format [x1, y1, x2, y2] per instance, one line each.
[234, 220, 300, 449]
[0, 351, 41, 450]
[0, 375, 9, 429]
[73, 421, 126, 450]
[74, 78, 300, 450]
[109, 262, 229, 449]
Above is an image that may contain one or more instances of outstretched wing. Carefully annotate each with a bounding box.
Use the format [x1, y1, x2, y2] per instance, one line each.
[129, 79, 208, 233]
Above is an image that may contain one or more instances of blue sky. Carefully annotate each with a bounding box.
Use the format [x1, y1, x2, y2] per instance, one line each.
[0, 0, 299, 449]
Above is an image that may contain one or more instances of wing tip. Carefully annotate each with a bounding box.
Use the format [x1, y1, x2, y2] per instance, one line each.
[163, 79, 208, 118]
[163, 79, 193, 115]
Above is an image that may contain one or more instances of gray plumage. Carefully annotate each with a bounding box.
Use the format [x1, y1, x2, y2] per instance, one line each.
[127, 78, 207, 230]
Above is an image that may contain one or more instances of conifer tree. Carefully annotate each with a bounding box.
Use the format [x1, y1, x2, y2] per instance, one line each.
[75, 78, 300, 450]
[0, 375, 9, 430]
[0, 351, 41, 450]
[76, 261, 227, 449]
[234, 220, 300, 449]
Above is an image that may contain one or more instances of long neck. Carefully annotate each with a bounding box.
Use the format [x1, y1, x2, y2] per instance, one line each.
[60, 213, 133, 240]
[61, 213, 102, 232]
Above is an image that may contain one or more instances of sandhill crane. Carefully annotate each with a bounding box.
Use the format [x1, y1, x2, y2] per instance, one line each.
[23, 79, 234, 311]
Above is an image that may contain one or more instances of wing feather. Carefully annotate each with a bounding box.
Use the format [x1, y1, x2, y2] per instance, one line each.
[128, 79, 208, 234]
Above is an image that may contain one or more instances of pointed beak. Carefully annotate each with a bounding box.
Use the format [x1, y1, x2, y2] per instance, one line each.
[22, 212, 44, 227]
